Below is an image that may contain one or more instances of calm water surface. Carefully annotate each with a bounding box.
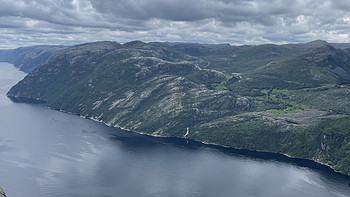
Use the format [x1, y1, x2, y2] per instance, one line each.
[0, 62, 350, 197]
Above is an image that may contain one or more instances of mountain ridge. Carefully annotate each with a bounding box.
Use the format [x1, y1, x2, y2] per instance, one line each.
[7, 40, 350, 175]
[0, 45, 66, 72]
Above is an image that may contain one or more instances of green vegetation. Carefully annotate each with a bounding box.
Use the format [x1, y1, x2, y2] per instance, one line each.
[267, 107, 301, 114]
[7, 40, 350, 175]
[207, 76, 235, 91]
[290, 84, 350, 114]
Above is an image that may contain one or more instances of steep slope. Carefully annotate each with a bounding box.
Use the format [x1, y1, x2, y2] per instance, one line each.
[7, 41, 250, 137]
[7, 40, 350, 175]
[302, 45, 350, 80]
[0, 45, 65, 72]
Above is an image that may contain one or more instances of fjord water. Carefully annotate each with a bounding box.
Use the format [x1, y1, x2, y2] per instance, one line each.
[0, 62, 350, 197]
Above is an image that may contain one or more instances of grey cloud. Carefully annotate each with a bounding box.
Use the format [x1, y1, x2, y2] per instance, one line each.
[90, 0, 294, 25]
[0, 0, 350, 49]
[331, 0, 350, 10]
[91, 0, 219, 21]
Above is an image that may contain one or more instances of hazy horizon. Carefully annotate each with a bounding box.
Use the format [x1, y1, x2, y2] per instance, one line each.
[0, 39, 347, 50]
[1, 0, 350, 49]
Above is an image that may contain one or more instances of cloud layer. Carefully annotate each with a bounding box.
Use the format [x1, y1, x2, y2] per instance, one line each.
[0, 0, 350, 48]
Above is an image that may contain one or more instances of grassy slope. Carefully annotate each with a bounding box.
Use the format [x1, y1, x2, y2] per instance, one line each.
[194, 43, 350, 174]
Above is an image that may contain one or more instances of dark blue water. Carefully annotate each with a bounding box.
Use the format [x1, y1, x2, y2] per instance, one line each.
[0, 62, 350, 197]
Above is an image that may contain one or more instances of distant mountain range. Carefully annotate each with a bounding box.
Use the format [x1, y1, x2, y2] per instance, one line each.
[0, 45, 66, 72]
[5, 40, 350, 175]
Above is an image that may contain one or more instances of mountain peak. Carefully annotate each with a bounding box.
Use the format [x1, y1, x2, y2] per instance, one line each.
[305, 40, 329, 47]
[123, 40, 146, 47]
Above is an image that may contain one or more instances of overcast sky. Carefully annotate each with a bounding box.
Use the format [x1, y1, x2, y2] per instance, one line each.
[1, 0, 350, 49]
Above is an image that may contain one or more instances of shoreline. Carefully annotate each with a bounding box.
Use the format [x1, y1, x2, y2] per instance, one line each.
[195, 138, 350, 178]
[8, 96, 350, 178]
[54, 105, 350, 178]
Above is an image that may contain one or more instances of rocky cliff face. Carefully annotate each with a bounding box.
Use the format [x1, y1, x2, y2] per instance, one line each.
[0, 187, 6, 197]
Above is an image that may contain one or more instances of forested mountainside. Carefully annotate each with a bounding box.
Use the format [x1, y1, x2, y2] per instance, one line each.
[7, 40, 350, 174]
